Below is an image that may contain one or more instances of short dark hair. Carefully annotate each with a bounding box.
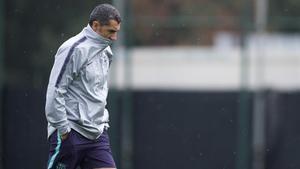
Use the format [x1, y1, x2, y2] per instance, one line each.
[89, 4, 121, 26]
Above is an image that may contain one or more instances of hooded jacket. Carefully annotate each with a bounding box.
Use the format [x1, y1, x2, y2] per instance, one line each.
[45, 24, 113, 140]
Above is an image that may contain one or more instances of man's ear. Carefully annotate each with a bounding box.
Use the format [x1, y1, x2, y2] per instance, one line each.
[92, 20, 100, 31]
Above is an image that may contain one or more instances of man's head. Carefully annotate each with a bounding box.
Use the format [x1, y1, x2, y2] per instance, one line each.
[89, 4, 121, 41]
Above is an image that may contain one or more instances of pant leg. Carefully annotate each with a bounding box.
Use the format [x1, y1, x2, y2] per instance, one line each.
[47, 130, 79, 169]
[79, 130, 116, 169]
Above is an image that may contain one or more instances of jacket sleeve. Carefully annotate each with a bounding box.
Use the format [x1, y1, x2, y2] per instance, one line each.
[45, 47, 85, 135]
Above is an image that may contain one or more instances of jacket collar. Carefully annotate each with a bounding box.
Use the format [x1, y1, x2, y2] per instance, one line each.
[83, 24, 112, 45]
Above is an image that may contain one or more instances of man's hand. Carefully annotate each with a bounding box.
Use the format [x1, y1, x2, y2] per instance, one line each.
[60, 132, 69, 141]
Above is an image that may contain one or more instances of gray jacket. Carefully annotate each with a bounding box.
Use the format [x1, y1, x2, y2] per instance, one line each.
[45, 25, 113, 140]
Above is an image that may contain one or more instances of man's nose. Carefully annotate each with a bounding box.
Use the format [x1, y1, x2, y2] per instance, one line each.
[110, 33, 118, 41]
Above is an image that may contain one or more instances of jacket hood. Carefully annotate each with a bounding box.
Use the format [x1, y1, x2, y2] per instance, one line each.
[83, 24, 112, 45]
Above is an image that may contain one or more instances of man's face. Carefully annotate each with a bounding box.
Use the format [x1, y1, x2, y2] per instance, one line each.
[92, 20, 121, 41]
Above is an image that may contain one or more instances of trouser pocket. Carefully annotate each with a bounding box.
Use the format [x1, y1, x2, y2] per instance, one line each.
[47, 130, 78, 169]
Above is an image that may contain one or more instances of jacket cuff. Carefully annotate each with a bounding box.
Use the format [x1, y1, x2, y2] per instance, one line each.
[57, 125, 71, 136]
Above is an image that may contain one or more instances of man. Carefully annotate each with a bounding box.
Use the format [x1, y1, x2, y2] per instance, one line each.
[45, 4, 121, 169]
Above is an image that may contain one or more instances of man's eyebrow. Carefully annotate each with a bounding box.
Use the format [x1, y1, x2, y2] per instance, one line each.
[110, 27, 120, 31]
[109, 29, 117, 32]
